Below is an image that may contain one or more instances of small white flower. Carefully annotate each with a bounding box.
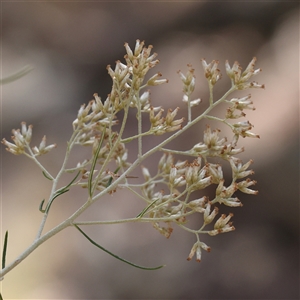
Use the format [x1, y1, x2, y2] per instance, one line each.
[187, 241, 211, 262]
[32, 136, 56, 156]
[147, 72, 168, 86]
[203, 202, 219, 225]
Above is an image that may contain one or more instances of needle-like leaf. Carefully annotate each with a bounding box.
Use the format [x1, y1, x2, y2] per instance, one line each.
[2, 231, 8, 269]
[136, 198, 159, 218]
[74, 224, 165, 270]
[39, 170, 81, 214]
[88, 129, 106, 197]
[42, 170, 53, 181]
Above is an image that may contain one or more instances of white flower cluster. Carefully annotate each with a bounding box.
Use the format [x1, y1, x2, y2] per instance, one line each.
[2, 39, 264, 268]
[134, 49, 263, 262]
[2, 122, 56, 156]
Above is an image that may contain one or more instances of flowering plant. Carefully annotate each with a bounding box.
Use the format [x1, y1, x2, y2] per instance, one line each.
[1, 39, 264, 284]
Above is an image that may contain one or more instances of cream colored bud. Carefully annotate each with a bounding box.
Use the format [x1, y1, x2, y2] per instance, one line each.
[124, 42, 133, 59]
[187, 241, 202, 262]
[141, 166, 151, 180]
[169, 167, 177, 185]
[214, 213, 233, 229]
[204, 203, 218, 225]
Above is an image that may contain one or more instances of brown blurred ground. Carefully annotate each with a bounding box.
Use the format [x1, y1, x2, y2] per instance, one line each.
[1, 2, 299, 299]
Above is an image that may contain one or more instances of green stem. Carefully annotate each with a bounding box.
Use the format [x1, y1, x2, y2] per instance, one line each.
[121, 130, 151, 143]
[137, 92, 143, 159]
[73, 211, 195, 226]
[187, 93, 192, 123]
[204, 115, 233, 129]
[24, 150, 53, 180]
[208, 81, 214, 105]
[35, 130, 81, 239]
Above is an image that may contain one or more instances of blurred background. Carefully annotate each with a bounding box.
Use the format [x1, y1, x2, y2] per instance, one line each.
[1, 1, 299, 299]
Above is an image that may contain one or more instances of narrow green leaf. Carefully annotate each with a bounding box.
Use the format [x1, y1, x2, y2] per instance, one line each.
[42, 170, 53, 181]
[2, 231, 8, 269]
[88, 129, 106, 197]
[74, 224, 165, 270]
[44, 189, 69, 214]
[39, 199, 46, 213]
[43, 170, 80, 214]
[136, 198, 159, 218]
[0, 292, 3, 300]
[57, 170, 81, 193]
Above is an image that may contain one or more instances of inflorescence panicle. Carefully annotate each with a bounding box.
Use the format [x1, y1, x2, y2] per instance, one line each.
[1, 39, 264, 280]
